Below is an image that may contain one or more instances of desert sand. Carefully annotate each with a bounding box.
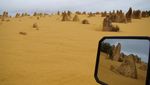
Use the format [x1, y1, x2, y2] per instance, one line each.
[0, 14, 150, 85]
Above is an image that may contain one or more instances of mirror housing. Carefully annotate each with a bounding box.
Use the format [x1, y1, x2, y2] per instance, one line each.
[94, 36, 150, 85]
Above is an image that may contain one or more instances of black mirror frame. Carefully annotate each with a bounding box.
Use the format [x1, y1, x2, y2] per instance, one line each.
[94, 36, 150, 85]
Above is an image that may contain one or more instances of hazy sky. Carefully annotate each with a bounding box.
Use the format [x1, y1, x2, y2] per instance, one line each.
[103, 39, 150, 63]
[0, 0, 150, 15]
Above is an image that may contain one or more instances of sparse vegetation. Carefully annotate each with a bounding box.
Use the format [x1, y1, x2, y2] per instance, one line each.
[33, 23, 38, 28]
[100, 42, 113, 59]
[112, 25, 120, 32]
[19, 32, 27, 35]
[82, 19, 89, 24]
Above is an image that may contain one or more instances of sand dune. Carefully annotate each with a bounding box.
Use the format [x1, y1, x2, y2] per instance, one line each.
[0, 14, 150, 85]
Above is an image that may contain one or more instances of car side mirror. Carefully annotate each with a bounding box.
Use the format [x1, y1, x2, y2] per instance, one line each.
[94, 36, 150, 85]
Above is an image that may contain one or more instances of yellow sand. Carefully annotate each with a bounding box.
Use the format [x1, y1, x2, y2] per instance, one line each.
[0, 15, 150, 85]
[98, 52, 147, 85]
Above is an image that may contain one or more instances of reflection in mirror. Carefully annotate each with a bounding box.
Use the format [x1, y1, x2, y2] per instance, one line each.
[97, 39, 149, 85]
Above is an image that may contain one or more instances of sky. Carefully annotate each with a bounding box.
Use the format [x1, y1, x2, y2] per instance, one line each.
[0, 0, 150, 15]
[103, 39, 150, 63]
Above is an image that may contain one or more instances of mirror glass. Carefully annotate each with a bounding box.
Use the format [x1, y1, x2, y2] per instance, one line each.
[97, 39, 149, 85]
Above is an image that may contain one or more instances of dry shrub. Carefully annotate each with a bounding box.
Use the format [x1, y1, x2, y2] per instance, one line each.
[37, 17, 40, 20]
[112, 25, 120, 32]
[19, 32, 27, 35]
[33, 23, 39, 30]
[82, 19, 89, 24]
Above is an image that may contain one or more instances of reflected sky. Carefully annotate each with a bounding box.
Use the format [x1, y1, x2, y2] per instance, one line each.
[103, 39, 150, 63]
[0, 0, 150, 15]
